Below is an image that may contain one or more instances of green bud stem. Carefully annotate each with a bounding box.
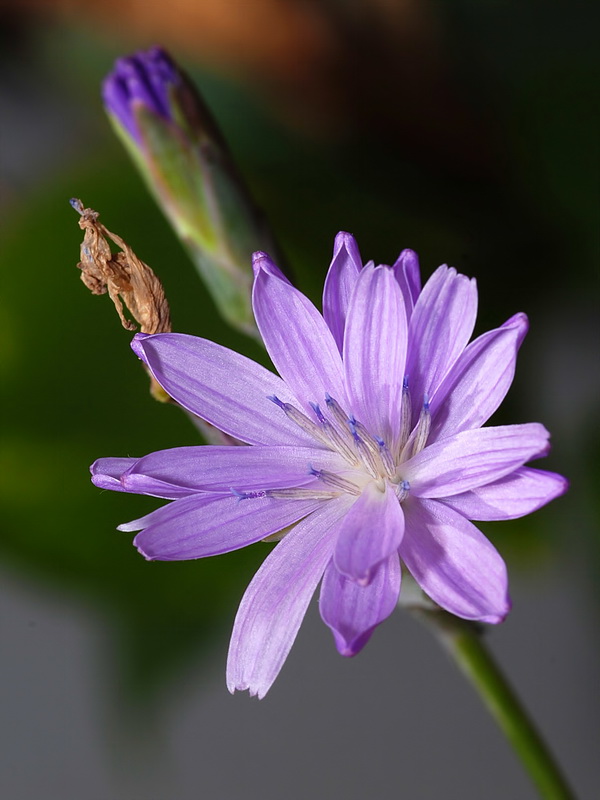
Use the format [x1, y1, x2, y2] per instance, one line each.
[108, 98, 281, 341]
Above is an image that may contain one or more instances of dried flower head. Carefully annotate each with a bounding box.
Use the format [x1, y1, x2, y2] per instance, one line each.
[72, 198, 171, 335]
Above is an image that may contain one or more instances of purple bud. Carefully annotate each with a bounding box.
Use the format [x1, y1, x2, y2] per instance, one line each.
[102, 47, 181, 143]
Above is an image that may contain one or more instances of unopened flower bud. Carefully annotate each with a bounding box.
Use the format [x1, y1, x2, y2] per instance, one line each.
[102, 47, 281, 337]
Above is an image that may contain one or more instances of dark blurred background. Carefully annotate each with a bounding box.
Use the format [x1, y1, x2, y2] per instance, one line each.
[0, 1, 598, 798]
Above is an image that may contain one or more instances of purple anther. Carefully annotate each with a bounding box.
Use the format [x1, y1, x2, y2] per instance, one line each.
[268, 395, 286, 409]
[309, 402, 327, 424]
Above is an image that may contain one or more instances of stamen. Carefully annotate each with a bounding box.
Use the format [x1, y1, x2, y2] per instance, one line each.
[350, 418, 382, 456]
[325, 394, 352, 430]
[268, 395, 332, 448]
[398, 375, 412, 452]
[309, 401, 359, 464]
[265, 488, 341, 500]
[375, 436, 396, 478]
[309, 467, 362, 496]
[318, 394, 360, 464]
[323, 422, 361, 465]
[349, 423, 380, 478]
[395, 480, 410, 502]
[269, 395, 360, 466]
[410, 394, 431, 458]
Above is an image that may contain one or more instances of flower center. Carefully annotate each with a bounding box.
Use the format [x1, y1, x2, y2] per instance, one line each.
[230, 383, 431, 506]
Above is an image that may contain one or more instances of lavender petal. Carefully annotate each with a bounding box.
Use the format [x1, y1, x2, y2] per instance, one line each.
[405, 265, 478, 420]
[440, 467, 568, 520]
[320, 552, 401, 656]
[132, 333, 315, 447]
[125, 494, 326, 561]
[226, 498, 350, 698]
[405, 423, 551, 498]
[252, 254, 347, 411]
[401, 498, 510, 623]
[429, 313, 529, 441]
[392, 248, 421, 316]
[121, 444, 348, 498]
[343, 264, 407, 442]
[322, 231, 363, 352]
[90, 457, 137, 492]
[251, 250, 292, 284]
[334, 481, 404, 584]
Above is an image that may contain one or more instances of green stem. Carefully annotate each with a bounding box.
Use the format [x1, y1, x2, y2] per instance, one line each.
[415, 608, 575, 800]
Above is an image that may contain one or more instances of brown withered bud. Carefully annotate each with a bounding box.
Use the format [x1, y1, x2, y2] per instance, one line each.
[71, 198, 171, 335]
[71, 199, 247, 441]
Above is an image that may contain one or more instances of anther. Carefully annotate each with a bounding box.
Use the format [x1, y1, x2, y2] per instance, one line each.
[309, 402, 327, 424]
[268, 395, 286, 409]
[231, 488, 267, 501]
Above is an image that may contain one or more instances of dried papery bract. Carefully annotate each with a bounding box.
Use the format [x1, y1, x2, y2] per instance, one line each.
[72, 198, 171, 335]
[72, 197, 172, 403]
[72, 198, 245, 441]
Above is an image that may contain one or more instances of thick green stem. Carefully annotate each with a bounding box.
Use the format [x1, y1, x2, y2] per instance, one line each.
[415, 608, 575, 800]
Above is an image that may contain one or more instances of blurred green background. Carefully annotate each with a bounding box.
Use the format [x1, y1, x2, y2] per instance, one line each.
[0, 2, 598, 798]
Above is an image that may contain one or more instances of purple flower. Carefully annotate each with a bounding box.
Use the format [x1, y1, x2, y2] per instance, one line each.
[92, 233, 567, 698]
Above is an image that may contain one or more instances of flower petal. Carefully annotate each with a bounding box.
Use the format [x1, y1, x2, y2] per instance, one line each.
[392, 248, 421, 316]
[320, 552, 401, 656]
[322, 232, 362, 352]
[401, 498, 510, 623]
[120, 444, 348, 498]
[90, 457, 137, 492]
[226, 498, 350, 698]
[405, 423, 551, 498]
[429, 313, 529, 441]
[343, 265, 408, 441]
[124, 493, 325, 560]
[250, 250, 292, 283]
[334, 481, 404, 584]
[440, 467, 568, 520]
[252, 253, 346, 410]
[132, 333, 315, 447]
[405, 265, 478, 415]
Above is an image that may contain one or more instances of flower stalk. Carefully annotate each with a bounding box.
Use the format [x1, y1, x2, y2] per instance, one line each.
[415, 607, 575, 800]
